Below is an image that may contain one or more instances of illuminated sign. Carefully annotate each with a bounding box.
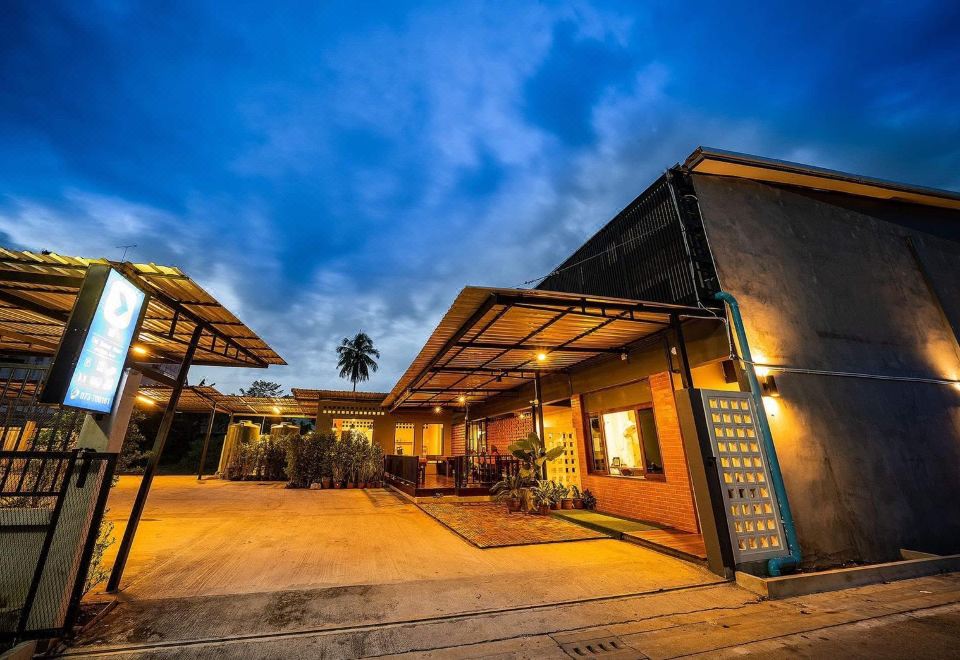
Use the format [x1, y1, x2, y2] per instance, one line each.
[41, 266, 149, 413]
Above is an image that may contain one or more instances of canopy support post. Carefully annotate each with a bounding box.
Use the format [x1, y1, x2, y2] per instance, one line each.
[197, 403, 217, 480]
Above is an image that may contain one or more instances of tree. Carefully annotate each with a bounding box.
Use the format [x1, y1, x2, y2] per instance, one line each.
[239, 379, 285, 397]
[336, 332, 380, 391]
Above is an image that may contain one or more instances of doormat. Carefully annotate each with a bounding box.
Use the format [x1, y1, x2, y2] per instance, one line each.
[418, 502, 607, 548]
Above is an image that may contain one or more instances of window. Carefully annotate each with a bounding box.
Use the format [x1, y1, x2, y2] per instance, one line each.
[467, 419, 486, 455]
[422, 423, 443, 456]
[587, 406, 664, 477]
[394, 422, 414, 455]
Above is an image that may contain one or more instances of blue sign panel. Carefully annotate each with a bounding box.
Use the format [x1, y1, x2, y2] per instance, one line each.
[63, 269, 147, 413]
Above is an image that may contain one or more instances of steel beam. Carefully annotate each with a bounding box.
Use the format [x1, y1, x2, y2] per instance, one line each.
[107, 323, 204, 593]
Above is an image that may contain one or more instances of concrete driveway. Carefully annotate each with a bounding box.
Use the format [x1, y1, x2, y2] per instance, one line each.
[76, 476, 720, 651]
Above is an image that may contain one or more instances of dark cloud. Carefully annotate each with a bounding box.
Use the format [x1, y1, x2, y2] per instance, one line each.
[1, 1, 958, 393]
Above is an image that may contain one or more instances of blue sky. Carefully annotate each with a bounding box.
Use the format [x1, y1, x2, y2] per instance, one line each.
[2, 1, 959, 394]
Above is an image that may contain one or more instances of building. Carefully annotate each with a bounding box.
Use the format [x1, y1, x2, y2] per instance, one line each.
[314, 148, 960, 576]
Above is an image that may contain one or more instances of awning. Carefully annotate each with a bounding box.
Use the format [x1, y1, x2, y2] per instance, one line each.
[384, 287, 722, 410]
[137, 385, 310, 417]
[0, 248, 284, 368]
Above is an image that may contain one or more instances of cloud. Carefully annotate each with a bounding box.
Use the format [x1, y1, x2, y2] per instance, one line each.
[2, 1, 959, 398]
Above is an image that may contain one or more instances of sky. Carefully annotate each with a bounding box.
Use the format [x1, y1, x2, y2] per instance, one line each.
[1, 1, 959, 395]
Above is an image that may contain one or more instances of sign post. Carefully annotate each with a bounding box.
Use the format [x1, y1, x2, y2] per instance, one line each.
[41, 265, 149, 412]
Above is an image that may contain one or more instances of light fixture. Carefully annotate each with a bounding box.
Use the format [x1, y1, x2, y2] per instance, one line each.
[272, 406, 281, 415]
[131, 345, 148, 356]
[536, 352, 547, 362]
[620, 352, 628, 361]
[458, 395, 466, 404]
[136, 395, 155, 406]
[762, 396, 780, 417]
[433, 405, 442, 414]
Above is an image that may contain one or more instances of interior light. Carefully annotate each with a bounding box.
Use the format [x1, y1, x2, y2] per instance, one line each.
[272, 406, 281, 415]
[458, 395, 466, 404]
[131, 345, 148, 356]
[755, 365, 771, 378]
[136, 395, 155, 406]
[536, 352, 547, 362]
[433, 405, 442, 414]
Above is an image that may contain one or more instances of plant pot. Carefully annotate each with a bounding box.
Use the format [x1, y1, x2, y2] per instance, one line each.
[506, 498, 522, 513]
[572, 498, 584, 509]
[550, 502, 559, 510]
[346, 482, 356, 489]
[561, 499, 574, 510]
[538, 504, 551, 515]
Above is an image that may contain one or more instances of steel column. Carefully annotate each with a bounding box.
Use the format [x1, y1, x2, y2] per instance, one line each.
[107, 323, 203, 593]
[534, 372, 546, 479]
[197, 404, 217, 480]
[671, 314, 693, 389]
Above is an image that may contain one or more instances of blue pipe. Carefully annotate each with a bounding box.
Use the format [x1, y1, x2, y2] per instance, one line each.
[714, 291, 801, 576]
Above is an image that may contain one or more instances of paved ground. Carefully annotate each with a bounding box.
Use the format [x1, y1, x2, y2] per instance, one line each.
[75, 476, 716, 650]
[74, 478, 960, 658]
[66, 574, 960, 658]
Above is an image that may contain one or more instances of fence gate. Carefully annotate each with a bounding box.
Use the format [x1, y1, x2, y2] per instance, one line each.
[0, 362, 116, 644]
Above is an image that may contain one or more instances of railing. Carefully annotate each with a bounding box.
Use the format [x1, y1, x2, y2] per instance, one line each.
[454, 455, 520, 489]
[1, 449, 117, 643]
[383, 455, 420, 487]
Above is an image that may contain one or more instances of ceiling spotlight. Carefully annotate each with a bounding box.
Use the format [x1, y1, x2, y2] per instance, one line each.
[458, 395, 466, 404]
[536, 352, 547, 362]
[272, 406, 281, 415]
[131, 345, 148, 356]
[136, 395, 155, 406]
[433, 405, 442, 414]
[620, 352, 628, 361]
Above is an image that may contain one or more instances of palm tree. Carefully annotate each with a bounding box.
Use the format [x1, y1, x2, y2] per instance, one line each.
[336, 332, 380, 391]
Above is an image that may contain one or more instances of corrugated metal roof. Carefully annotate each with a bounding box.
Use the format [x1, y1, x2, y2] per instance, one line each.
[137, 385, 309, 416]
[291, 388, 388, 402]
[0, 248, 284, 368]
[384, 287, 720, 410]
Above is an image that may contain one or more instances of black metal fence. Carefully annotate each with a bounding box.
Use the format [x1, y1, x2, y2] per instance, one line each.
[453, 454, 519, 489]
[537, 172, 719, 306]
[383, 454, 420, 487]
[0, 362, 117, 644]
[1, 450, 116, 643]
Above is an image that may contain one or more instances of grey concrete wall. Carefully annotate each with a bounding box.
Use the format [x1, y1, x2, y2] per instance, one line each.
[693, 173, 960, 566]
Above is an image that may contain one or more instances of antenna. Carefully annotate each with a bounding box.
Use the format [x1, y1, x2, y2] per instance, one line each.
[116, 244, 138, 261]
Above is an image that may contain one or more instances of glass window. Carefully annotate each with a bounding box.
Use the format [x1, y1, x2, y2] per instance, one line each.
[422, 423, 443, 456]
[394, 422, 414, 455]
[588, 406, 664, 477]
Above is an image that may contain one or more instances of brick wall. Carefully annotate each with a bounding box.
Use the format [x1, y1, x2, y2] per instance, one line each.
[571, 371, 700, 533]
[486, 414, 533, 454]
[451, 422, 465, 455]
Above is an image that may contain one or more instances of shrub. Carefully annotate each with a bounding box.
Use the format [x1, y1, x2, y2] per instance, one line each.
[581, 488, 597, 510]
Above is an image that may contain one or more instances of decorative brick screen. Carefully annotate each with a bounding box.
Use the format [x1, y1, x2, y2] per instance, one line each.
[700, 390, 787, 562]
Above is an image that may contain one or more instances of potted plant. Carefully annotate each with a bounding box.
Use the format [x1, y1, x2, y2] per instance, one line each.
[530, 481, 553, 515]
[581, 488, 597, 510]
[569, 485, 584, 509]
[492, 472, 528, 512]
[557, 483, 574, 509]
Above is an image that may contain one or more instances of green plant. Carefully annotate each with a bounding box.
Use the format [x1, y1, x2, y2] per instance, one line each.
[552, 482, 569, 505]
[84, 514, 115, 594]
[530, 480, 554, 508]
[330, 437, 348, 486]
[570, 485, 582, 499]
[491, 472, 530, 509]
[581, 488, 597, 510]
[507, 432, 564, 480]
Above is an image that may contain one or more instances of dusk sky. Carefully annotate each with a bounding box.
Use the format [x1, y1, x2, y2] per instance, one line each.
[2, 1, 959, 395]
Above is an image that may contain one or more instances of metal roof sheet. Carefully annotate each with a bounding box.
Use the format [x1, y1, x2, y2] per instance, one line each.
[0, 248, 284, 368]
[384, 287, 721, 410]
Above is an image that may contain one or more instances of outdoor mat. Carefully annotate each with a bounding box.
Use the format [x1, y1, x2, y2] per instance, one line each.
[418, 502, 607, 548]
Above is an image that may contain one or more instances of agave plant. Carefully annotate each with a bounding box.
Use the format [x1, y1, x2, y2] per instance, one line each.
[507, 432, 565, 480]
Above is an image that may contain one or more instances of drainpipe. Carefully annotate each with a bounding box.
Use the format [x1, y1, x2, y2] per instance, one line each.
[714, 291, 802, 576]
